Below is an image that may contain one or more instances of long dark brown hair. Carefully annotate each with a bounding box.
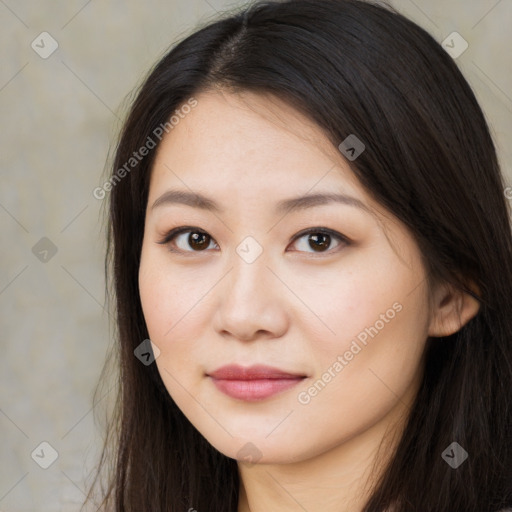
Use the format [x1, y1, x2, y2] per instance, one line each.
[82, 0, 512, 510]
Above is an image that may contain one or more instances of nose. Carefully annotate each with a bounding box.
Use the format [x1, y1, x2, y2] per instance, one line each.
[212, 250, 289, 342]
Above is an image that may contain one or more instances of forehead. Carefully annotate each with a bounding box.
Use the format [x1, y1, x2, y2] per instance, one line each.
[151, 90, 362, 190]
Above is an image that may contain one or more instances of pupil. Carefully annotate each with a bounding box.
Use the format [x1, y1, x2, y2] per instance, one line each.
[189, 232, 209, 250]
[310, 233, 330, 251]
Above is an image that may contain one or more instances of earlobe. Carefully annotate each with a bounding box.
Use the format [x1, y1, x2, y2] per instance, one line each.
[427, 281, 481, 338]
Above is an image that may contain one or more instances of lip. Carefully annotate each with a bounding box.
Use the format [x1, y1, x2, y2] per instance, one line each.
[208, 364, 306, 380]
[207, 364, 307, 401]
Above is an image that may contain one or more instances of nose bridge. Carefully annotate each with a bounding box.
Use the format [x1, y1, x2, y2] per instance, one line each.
[214, 239, 288, 339]
[226, 241, 270, 308]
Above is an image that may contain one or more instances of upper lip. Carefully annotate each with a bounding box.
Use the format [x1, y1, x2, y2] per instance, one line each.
[207, 364, 306, 380]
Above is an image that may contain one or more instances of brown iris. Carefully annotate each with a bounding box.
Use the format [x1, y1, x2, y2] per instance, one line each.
[188, 231, 210, 251]
[308, 233, 331, 252]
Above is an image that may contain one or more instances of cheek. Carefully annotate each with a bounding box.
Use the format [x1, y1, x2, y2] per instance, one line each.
[139, 265, 199, 396]
[297, 245, 429, 404]
[138, 255, 219, 403]
[138, 254, 209, 341]
[295, 246, 414, 358]
[300, 271, 428, 413]
[293, 300, 427, 453]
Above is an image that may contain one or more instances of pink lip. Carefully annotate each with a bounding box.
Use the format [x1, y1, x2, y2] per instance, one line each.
[207, 364, 307, 401]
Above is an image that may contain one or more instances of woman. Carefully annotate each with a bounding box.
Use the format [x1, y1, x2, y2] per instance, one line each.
[83, 0, 512, 510]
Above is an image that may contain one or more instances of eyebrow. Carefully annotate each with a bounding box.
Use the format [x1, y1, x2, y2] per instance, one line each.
[150, 189, 371, 215]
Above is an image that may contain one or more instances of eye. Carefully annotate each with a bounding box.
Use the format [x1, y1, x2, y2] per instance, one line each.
[156, 226, 218, 253]
[156, 226, 350, 255]
[288, 228, 350, 254]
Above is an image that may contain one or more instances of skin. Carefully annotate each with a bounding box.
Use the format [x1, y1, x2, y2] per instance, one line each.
[138, 89, 480, 511]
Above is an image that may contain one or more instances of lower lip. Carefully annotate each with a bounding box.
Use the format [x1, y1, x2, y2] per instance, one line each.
[209, 377, 305, 401]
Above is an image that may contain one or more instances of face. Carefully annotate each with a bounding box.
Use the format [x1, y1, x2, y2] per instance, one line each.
[138, 90, 434, 465]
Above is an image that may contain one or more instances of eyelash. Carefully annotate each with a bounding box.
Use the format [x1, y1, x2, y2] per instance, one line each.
[156, 226, 351, 256]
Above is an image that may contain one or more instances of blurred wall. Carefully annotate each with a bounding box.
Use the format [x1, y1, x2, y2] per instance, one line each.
[1, 0, 510, 510]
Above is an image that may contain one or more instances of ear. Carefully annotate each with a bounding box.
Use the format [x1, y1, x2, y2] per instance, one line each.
[427, 280, 481, 337]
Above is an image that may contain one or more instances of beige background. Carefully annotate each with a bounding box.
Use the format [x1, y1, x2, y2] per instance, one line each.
[1, 0, 510, 510]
